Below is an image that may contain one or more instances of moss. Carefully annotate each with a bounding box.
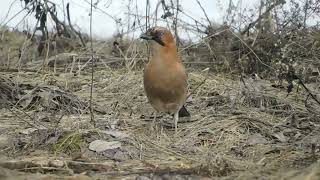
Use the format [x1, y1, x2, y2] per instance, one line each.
[53, 132, 83, 155]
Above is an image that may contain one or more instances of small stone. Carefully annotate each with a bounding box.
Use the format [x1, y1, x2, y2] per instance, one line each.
[0, 135, 11, 149]
[136, 176, 151, 180]
[49, 160, 65, 168]
[19, 128, 38, 135]
[89, 140, 121, 153]
[247, 133, 267, 145]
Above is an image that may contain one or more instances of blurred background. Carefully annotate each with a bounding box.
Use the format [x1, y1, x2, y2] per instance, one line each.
[0, 0, 319, 77]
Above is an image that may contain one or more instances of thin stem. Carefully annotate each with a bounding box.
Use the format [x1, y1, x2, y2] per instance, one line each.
[89, 0, 95, 126]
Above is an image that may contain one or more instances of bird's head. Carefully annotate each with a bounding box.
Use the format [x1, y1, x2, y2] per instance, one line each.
[140, 26, 175, 48]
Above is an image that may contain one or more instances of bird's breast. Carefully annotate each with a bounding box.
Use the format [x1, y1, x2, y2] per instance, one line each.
[143, 60, 187, 113]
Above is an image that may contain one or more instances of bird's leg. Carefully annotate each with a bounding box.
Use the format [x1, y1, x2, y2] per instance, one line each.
[174, 111, 179, 134]
[160, 116, 164, 134]
[152, 111, 157, 132]
[152, 111, 157, 124]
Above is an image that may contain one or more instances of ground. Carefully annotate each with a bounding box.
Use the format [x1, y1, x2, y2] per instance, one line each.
[0, 66, 319, 179]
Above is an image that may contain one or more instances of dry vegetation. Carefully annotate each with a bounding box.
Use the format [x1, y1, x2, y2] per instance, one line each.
[0, 0, 320, 179]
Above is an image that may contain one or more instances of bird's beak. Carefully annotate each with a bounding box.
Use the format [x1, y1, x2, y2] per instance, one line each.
[140, 32, 153, 40]
[140, 31, 166, 46]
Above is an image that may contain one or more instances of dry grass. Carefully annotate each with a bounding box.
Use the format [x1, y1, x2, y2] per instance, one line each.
[0, 28, 319, 179]
[0, 66, 319, 179]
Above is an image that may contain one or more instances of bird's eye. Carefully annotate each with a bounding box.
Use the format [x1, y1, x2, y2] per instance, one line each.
[156, 31, 164, 38]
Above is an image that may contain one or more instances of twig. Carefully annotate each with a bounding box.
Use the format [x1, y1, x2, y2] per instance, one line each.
[66, 3, 86, 47]
[196, 0, 212, 27]
[146, 0, 150, 31]
[179, 28, 229, 53]
[145, 0, 150, 63]
[176, 8, 207, 28]
[0, 0, 18, 25]
[13, 8, 33, 29]
[186, 68, 210, 100]
[6, 107, 42, 129]
[43, 30, 51, 73]
[174, 0, 180, 47]
[0, 95, 46, 129]
[241, 0, 285, 35]
[43, 0, 71, 37]
[297, 77, 320, 106]
[18, 9, 44, 72]
[82, 0, 117, 20]
[1, 5, 28, 27]
[228, 29, 276, 71]
[154, 0, 162, 26]
[89, 0, 95, 126]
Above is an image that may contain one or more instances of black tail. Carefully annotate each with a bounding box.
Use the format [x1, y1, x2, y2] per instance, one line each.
[178, 105, 190, 117]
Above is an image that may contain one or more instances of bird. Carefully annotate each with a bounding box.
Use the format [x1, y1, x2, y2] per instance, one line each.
[140, 26, 190, 133]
